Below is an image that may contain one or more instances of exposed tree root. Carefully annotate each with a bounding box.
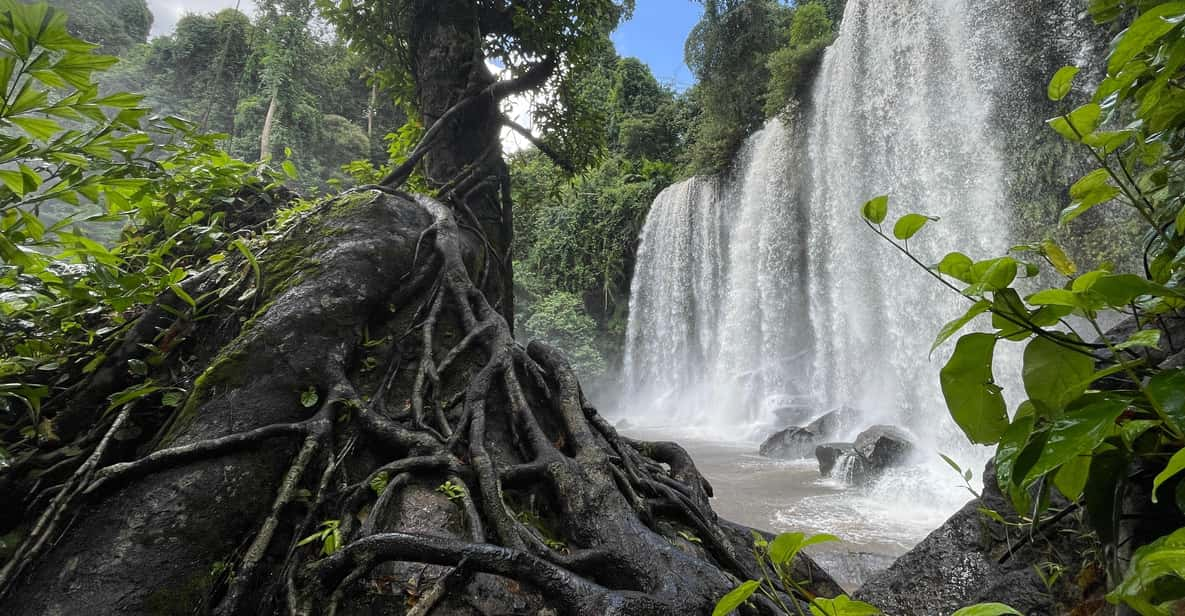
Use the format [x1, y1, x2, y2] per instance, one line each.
[0, 190, 839, 615]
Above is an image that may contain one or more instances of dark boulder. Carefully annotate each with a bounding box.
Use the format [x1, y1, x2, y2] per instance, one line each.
[759, 427, 818, 459]
[815, 442, 856, 477]
[760, 406, 862, 460]
[853, 425, 914, 470]
[855, 462, 1104, 615]
[806, 406, 859, 437]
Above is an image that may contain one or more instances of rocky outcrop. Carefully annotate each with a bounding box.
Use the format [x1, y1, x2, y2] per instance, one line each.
[853, 425, 913, 470]
[815, 442, 855, 476]
[855, 463, 1104, 615]
[759, 407, 859, 460]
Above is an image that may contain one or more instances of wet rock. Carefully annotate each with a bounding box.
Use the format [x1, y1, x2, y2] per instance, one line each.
[853, 425, 914, 470]
[855, 462, 1104, 615]
[815, 442, 856, 477]
[759, 427, 818, 459]
[806, 406, 859, 437]
[760, 407, 861, 460]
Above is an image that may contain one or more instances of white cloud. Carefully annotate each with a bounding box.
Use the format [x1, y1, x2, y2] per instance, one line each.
[148, 0, 257, 37]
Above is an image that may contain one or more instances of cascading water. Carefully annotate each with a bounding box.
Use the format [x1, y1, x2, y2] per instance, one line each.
[621, 0, 1102, 551]
[625, 0, 1018, 448]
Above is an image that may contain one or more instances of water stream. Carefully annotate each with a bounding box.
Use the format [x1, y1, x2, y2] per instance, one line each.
[619, 0, 1096, 569]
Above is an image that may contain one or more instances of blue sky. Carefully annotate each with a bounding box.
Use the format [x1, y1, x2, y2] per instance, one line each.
[611, 1, 703, 91]
[152, 1, 702, 90]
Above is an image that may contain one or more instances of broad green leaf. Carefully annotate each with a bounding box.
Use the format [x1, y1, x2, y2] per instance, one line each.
[105, 381, 161, 415]
[1026, 289, 1082, 309]
[1152, 448, 1185, 504]
[1108, 3, 1185, 74]
[995, 414, 1033, 509]
[1054, 454, 1091, 500]
[1147, 370, 1185, 434]
[1106, 527, 1185, 613]
[1085, 446, 1128, 544]
[1092, 274, 1179, 306]
[1048, 66, 1080, 101]
[1020, 397, 1128, 487]
[1022, 335, 1095, 412]
[940, 334, 1008, 445]
[938, 252, 974, 283]
[712, 580, 761, 616]
[282, 159, 299, 179]
[1120, 420, 1162, 449]
[951, 603, 1022, 616]
[970, 257, 1017, 292]
[933, 300, 991, 353]
[1041, 240, 1076, 276]
[861, 195, 888, 225]
[1048, 103, 1102, 141]
[0, 232, 33, 267]
[893, 213, 936, 241]
[768, 531, 805, 565]
[809, 595, 881, 616]
[1116, 329, 1161, 351]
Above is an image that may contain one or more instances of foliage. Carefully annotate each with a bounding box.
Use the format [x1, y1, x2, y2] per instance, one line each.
[520, 291, 607, 378]
[684, 0, 793, 172]
[318, 0, 634, 172]
[764, 2, 834, 118]
[0, 0, 283, 449]
[296, 519, 342, 556]
[100, 3, 407, 192]
[511, 49, 684, 372]
[859, 1, 1185, 612]
[44, 0, 151, 55]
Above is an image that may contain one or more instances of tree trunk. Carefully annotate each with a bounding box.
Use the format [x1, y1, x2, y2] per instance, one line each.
[407, 0, 513, 329]
[260, 91, 279, 161]
[0, 189, 840, 615]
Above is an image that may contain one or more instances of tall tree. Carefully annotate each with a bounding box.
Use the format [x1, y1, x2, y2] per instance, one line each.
[46, 0, 151, 54]
[1, 2, 841, 614]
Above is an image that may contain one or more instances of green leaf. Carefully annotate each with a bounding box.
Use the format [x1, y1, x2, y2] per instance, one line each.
[893, 213, 936, 241]
[951, 603, 1022, 616]
[1153, 448, 1185, 504]
[970, 257, 1018, 292]
[861, 195, 888, 225]
[1108, 3, 1185, 74]
[940, 333, 1008, 445]
[712, 580, 761, 616]
[809, 595, 881, 616]
[1022, 335, 1095, 412]
[1116, 329, 1161, 351]
[1048, 103, 1102, 141]
[768, 531, 805, 565]
[1085, 446, 1128, 544]
[938, 252, 974, 284]
[1026, 289, 1083, 309]
[1148, 370, 1185, 435]
[282, 159, 298, 179]
[1106, 527, 1185, 613]
[300, 386, 319, 408]
[1048, 66, 1080, 101]
[933, 300, 991, 353]
[370, 471, 390, 496]
[9, 116, 61, 140]
[1041, 240, 1077, 276]
[1020, 397, 1128, 487]
[1054, 454, 1091, 500]
[105, 381, 161, 415]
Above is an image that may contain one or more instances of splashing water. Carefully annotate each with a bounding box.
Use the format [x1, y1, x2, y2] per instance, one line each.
[617, 0, 1100, 546]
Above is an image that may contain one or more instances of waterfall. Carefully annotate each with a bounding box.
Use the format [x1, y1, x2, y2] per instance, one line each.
[621, 0, 1094, 448]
